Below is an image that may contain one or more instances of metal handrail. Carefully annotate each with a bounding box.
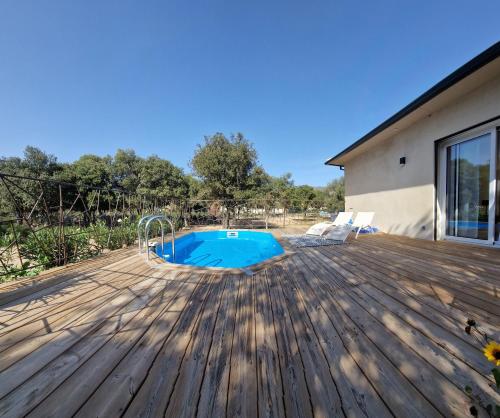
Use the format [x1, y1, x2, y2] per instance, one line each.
[140, 214, 175, 261]
[145, 215, 165, 258]
[137, 214, 157, 253]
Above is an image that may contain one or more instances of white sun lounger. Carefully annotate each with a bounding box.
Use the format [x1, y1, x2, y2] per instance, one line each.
[323, 211, 375, 243]
[305, 212, 353, 236]
[352, 211, 375, 238]
[323, 224, 353, 242]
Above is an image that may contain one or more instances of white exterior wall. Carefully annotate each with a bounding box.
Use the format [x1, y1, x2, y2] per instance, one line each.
[344, 74, 500, 239]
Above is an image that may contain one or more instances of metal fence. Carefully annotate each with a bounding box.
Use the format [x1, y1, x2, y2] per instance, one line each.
[0, 173, 329, 281]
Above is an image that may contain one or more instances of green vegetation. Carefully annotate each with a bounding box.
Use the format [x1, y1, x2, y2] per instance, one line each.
[0, 134, 344, 211]
[0, 133, 344, 281]
[191, 133, 260, 227]
[0, 220, 140, 282]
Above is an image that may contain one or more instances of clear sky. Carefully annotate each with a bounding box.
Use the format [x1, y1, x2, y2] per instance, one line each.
[0, 1, 499, 186]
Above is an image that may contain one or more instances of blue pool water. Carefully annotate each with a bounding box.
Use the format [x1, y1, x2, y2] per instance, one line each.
[154, 230, 284, 268]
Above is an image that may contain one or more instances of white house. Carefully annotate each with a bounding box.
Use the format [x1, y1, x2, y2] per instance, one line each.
[326, 42, 500, 245]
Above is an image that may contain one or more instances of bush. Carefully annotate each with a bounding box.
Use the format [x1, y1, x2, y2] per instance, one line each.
[90, 219, 137, 251]
[19, 226, 97, 269]
[0, 214, 184, 282]
[0, 220, 140, 282]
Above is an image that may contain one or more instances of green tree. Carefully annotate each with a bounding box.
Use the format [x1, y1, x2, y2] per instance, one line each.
[137, 156, 189, 200]
[190, 133, 257, 227]
[63, 154, 113, 189]
[0, 147, 62, 222]
[269, 173, 294, 226]
[56, 155, 114, 218]
[311, 188, 327, 211]
[237, 166, 271, 200]
[112, 149, 142, 193]
[293, 185, 316, 218]
[23, 146, 60, 178]
[185, 175, 203, 199]
[0, 146, 61, 179]
[324, 177, 345, 213]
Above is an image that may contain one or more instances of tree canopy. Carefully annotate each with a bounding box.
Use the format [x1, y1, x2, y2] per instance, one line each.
[190, 133, 258, 201]
[0, 139, 345, 282]
[0, 137, 345, 214]
[136, 156, 189, 199]
[61, 154, 113, 189]
[323, 177, 345, 213]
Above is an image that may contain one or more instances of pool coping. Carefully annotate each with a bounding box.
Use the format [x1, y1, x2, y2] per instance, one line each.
[142, 229, 294, 275]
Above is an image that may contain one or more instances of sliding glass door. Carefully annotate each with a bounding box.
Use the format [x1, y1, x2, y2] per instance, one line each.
[496, 131, 500, 243]
[439, 127, 498, 244]
[445, 134, 491, 240]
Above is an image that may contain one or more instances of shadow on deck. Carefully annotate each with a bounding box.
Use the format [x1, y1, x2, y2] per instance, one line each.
[0, 232, 499, 417]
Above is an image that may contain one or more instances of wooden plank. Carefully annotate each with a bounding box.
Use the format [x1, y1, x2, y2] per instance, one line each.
[297, 248, 486, 417]
[0, 270, 184, 417]
[274, 262, 344, 417]
[291, 251, 440, 418]
[317, 245, 497, 375]
[369, 234, 500, 271]
[197, 275, 241, 417]
[121, 274, 221, 418]
[0, 259, 152, 367]
[254, 270, 286, 418]
[0, 231, 498, 417]
[354, 239, 500, 304]
[343, 241, 500, 323]
[164, 275, 228, 417]
[0, 264, 165, 400]
[0, 256, 146, 345]
[0, 248, 135, 294]
[323, 244, 500, 339]
[357, 238, 500, 293]
[308, 247, 500, 409]
[0, 257, 131, 327]
[266, 266, 313, 417]
[22, 271, 193, 418]
[345, 243, 500, 324]
[74, 273, 211, 417]
[226, 274, 258, 418]
[0, 254, 142, 331]
[0, 248, 136, 307]
[284, 256, 393, 418]
[357, 237, 500, 295]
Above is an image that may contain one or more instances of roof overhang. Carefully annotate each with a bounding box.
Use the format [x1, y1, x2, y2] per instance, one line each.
[325, 41, 500, 167]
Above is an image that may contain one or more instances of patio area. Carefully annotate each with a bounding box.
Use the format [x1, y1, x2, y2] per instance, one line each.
[0, 232, 499, 417]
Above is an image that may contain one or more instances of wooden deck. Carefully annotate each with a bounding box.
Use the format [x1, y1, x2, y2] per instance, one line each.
[0, 233, 499, 417]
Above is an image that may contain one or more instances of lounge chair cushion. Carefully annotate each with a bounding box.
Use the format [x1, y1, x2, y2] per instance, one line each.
[305, 222, 333, 236]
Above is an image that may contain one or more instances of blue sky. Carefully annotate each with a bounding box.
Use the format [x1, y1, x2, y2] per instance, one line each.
[0, 1, 499, 186]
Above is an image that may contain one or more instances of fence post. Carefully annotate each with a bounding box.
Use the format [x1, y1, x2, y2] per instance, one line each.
[10, 220, 23, 267]
[58, 184, 66, 265]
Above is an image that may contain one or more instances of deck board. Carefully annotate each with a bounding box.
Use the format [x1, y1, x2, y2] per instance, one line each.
[25, 271, 189, 418]
[296, 249, 481, 416]
[0, 233, 499, 417]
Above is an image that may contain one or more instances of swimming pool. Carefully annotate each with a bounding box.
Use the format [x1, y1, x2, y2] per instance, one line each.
[154, 230, 284, 268]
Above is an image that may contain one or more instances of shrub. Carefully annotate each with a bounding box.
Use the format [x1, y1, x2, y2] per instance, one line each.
[90, 219, 137, 250]
[19, 226, 97, 269]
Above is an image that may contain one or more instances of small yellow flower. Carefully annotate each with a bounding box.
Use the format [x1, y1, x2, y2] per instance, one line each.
[484, 341, 500, 366]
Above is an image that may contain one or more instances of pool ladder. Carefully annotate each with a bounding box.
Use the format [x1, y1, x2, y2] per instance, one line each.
[138, 214, 175, 261]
